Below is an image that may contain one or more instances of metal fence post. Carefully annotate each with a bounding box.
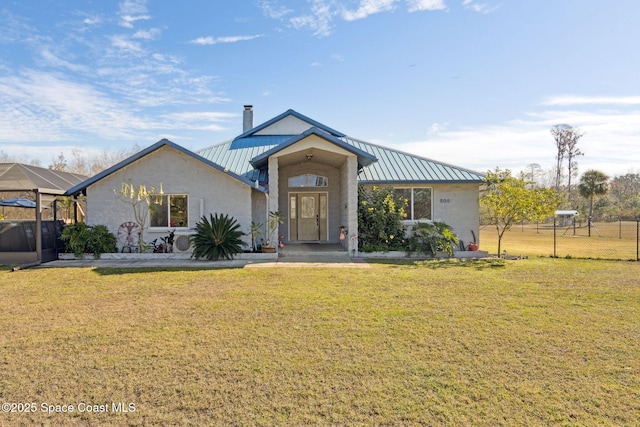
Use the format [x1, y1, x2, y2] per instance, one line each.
[636, 218, 640, 261]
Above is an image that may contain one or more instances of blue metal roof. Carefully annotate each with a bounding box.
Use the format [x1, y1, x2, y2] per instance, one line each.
[195, 108, 485, 185]
[345, 137, 485, 183]
[229, 135, 293, 149]
[197, 135, 484, 185]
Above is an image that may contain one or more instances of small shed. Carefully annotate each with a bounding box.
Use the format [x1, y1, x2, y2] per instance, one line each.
[0, 163, 87, 264]
[555, 209, 579, 227]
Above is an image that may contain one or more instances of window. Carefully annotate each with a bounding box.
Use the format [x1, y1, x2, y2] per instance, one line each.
[150, 195, 188, 228]
[288, 174, 328, 187]
[393, 188, 432, 220]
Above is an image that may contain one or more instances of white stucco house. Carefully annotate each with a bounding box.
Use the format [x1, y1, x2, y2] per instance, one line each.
[65, 107, 485, 255]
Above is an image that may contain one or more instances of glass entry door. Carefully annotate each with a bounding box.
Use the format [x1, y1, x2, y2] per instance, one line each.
[290, 193, 327, 241]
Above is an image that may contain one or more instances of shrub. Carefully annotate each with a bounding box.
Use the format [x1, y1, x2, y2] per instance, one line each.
[357, 185, 406, 252]
[406, 221, 459, 257]
[60, 223, 117, 259]
[191, 213, 246, 260]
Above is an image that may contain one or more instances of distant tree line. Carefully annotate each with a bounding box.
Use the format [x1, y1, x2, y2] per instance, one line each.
[1, 145, 141, 177]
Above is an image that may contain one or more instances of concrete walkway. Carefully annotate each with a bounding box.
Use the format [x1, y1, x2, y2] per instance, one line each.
[40, 254, 370, 269]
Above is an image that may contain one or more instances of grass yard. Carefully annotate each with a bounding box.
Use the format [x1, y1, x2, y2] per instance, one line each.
[1, 259, 639, 425]
[480, 221, 640, 260]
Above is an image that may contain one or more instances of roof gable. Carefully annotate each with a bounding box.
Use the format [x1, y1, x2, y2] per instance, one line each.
[250, 128, 377, 170]
[65, 139, 266, 196]
[234, 109, 345, 141]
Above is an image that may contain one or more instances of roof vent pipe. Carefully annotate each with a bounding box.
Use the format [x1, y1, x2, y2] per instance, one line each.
[243, 105, 253, 132]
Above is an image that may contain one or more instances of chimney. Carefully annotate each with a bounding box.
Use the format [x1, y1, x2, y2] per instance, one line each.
[243, 105, 253, 132]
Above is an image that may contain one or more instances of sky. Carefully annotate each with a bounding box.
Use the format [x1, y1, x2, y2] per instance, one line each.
[1, 0, 639, 178]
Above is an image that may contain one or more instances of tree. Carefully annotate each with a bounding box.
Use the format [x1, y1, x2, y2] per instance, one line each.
[551, 124, 583, 197]
[578, 170, 609, 237]
[481, 168, 560, 254]
[525, 163, 543, 188]
[49, 152, 68, 171]
[114, 180, 163, 251]
[357, 185, 406, 252]
[607, 173, 640, 219]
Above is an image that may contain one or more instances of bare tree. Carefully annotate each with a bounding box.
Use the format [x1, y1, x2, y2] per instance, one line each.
[565, 129, 584, 196]
[551, 124, 583, 198]
[525, 163, 543, 188]
[49, 152, 68, 171]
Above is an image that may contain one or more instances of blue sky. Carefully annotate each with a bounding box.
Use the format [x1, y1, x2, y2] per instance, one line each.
[1, 0, 639, 177]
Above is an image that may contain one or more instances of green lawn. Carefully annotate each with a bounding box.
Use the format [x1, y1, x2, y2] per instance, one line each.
[1, 260, 639, 425]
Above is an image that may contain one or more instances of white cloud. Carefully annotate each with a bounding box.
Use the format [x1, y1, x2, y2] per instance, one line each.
[82, 16, 102, 26]
[342, 0, 399, 22]
[290, 0, 336, 37]
[0, 70, 150, 143]
[133, 28, 161, 40]
[110, 34, 142, 52]
[260, 0, 451, 37]
[162, 112, 237, 131]
[406, 0, 447, 12]
[190, 35, 264, 45]
[0, 70, 234, 164]
[259, 0, 293, 19]
[542, 95, 640, 106]
[118, 0, 150, 28]
[397, 105, 640, 177]
[462, 0, 499, 14]
[39, 48, 88, 73]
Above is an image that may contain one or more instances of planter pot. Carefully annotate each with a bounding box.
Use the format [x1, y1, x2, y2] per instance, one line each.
[261, 245, 276, 253]
[468, 243, 479, 251]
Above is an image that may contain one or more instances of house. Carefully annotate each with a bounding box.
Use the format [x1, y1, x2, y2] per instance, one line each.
[66, 107, 485, 255]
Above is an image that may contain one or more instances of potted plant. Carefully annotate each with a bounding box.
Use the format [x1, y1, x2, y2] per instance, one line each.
[262, 210, 285, 253]
[468, 230, 479, 251]
[249, 221, 263, 252]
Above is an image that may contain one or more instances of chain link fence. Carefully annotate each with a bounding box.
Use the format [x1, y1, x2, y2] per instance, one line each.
[480, 220, 640, 261]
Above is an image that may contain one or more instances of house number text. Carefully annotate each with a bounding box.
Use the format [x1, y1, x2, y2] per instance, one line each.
[439, 198, 451, 204]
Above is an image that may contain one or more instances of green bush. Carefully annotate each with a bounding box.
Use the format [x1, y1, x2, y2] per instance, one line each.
[191, 213, 246, 260]
[60, 223, 117, 259]
[406, 221, 459, 257]
[357, 185, 407, 252]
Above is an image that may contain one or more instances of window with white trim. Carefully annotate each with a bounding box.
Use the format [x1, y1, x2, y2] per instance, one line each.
[393, 188, 432, 220]
[150, 194, 188, 228]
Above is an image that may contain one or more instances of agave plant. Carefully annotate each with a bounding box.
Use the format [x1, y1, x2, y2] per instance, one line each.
[191, 213, 246, 260]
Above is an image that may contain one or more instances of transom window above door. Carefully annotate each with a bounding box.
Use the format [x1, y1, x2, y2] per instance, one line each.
[288, 174, 328, 187]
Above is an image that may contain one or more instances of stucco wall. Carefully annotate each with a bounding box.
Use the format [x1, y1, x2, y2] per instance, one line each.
[85, 146, 254, 250]
[255, 115, 313, 135]
[431, 183, 481, 246]
[361, 183, 480, 246]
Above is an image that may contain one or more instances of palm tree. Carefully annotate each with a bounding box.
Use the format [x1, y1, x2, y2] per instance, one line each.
[578, 170, 609, 237]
